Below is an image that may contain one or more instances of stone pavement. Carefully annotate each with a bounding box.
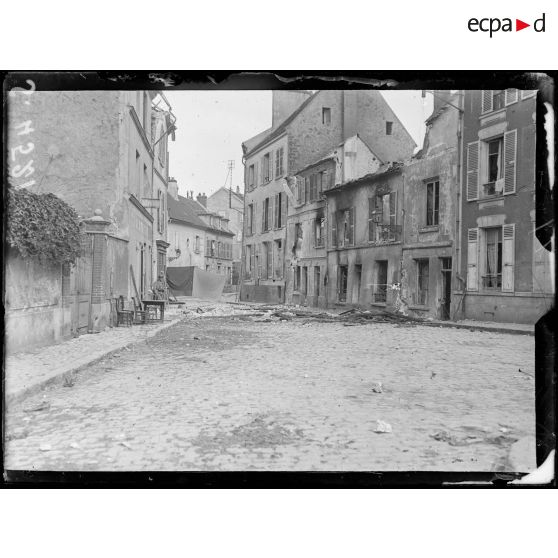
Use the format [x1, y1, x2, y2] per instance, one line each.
[4, 306, 186, 404]
[4, 311, 536, 472]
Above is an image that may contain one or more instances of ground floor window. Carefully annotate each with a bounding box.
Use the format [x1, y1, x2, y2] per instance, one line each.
[375, 261, 388, 302]
[314, 266, 321, 297]
[416, 258, 429, 305]
[294, 265, 301, 291]
[301, 266, 308, 295]
[483, 227, 502, 289]
[274, 240, 283, 279]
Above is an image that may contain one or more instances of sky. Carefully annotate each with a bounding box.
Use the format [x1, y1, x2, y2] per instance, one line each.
[166, 90, 433, 198]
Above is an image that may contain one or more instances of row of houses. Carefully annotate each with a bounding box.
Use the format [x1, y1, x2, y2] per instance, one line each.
[240, 89, 553, 324]
[6, 90, 177, 351]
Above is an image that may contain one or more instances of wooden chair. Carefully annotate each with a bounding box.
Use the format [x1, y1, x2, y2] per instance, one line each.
[111, 297, 133, 327]
[130, 296, 148, 324]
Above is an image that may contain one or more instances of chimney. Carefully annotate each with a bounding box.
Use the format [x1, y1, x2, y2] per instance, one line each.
[431, 90, 453, 115]
[272, 90, 312, 128]
[168, 177, 179, 200]
[197, 193, 207, 208]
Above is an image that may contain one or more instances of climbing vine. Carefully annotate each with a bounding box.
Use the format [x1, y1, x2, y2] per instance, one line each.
[6, 188, 82, 264]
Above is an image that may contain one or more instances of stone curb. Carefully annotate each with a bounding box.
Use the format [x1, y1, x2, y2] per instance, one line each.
[421, 321, 534, 336]
[5, 317, 183, 406]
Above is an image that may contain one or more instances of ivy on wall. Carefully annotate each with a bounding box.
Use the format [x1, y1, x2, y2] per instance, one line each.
[6, 189, 82, 264]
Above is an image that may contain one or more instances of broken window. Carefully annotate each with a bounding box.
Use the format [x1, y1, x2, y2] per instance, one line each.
[375, 261, 388, 303]
[426, 180, 440, 226]
[369, 192, 397, 241]
[342, 208, 355, 246]
[416, 259, 429, 305]
[322, 107, 331, 125]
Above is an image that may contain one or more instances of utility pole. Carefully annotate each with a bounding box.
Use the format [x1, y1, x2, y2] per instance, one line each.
[227, 159, 235, 208]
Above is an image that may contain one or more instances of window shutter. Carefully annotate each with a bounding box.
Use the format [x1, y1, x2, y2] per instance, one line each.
[389, 191, 397, 226]
[281, 192, 287, 228]
[349, 208, 355, 245]
[467, 228, 479, 291]
[260, 157, 264, 184]
[269, 151, 274, 181]
[254, 161, 259, 189]
[261, 200, 266, 232]
[273, 194, 279, 229]
[481, 90, 492, 114]
[502, 224, 515, 292]
[521, 90, 536, 100]
[331, 214, 337, 247]
[304, 177, 309, 204]
[505, 89, 518, 106]
[503, 129, 517, 195]
[250, 246, 255, 277]
[368, 198, 374, 241]
[466, 141, 480, 201]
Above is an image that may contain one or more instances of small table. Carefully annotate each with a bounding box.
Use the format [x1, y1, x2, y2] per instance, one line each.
[142, 299, 165, 322]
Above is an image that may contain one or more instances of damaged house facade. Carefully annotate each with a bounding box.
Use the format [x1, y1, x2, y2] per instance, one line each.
[400, 91, 460, 320]
[241, 89, 416, 303]
[324, 163, 405, 309]
[286, 135, 381, 307]
[459, 88, 553, 323]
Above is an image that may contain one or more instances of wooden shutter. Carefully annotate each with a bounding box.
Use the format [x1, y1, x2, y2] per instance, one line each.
[368, 198, 374, 241]
[273, 194, 279, 229]
[521, 90, 536, 100]
[254, 161, 259, 188]
[331, 213, 337, 247]
[261, 200, 266, 232]
[502, 224, 515, 292]
[304, 177, 309, 204]
[503, 129, 517, 195]
[269, 151, 274, 181]
[249, 245, 255, 277]
[281, 192, 287, 228]
[466, 141, 480, 201]
[505, 89, 518, 106]
[349, 208, 355, 246]
[466, 228, 479, 291]
[481, 90, 492, 114]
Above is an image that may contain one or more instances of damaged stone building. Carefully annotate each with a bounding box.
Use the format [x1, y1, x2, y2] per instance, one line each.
[400, 91, 460, 320]
[240, 89, 416, 303]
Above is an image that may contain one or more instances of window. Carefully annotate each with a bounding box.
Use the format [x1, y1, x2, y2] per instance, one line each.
[248, 165, 255, 189]
[483, 227, 502, 289]
[386, 121, 393, 135]
[301, 267, 308, 295]
[492, 90, 505, 111]
[274, 240, 283, 279]
[263, 153, 271, 183]
[266, 242, 273, 279]
[274, 192, 286, 229]
[484, 138, 504, 196]
[315, 217, 325, 248]
[416, 259, 429, 305]
[426, 180, 440, 226]
[375, 261, 388, 303]
[211, 240, 216, 257]
[195, 236, 200, 253]
[322, 107, 331, 125]
[296, 176, 305, 204]
[275, 147, 284, 177]
[342, 208, 355, 246]
[369, 192, 397, 241]
[263, 197, 271, 231]
[247, 203, 254, 235]
[245, 245, 252, 278]
[293, 223, 303, 256]
[309, 174, 318, 202]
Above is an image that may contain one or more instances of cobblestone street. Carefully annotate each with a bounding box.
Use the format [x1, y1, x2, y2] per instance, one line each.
[5, 313, 536, 472]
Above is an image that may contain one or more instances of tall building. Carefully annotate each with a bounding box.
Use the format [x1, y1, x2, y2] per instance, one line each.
[240, 89, 416, 303]
[6, 90, 176, 348]
[458, 89, 553, 323]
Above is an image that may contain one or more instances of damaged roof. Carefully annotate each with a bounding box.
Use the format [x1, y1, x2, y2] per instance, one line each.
[324, 162, 403, 194]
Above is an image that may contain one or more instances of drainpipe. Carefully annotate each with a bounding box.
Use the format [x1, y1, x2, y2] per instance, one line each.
[237, 154, 247, 302]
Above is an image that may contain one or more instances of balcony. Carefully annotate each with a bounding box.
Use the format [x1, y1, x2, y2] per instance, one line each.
[372, 224, 402, 243]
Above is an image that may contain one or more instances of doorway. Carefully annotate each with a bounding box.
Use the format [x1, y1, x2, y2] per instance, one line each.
[440, 257, 452, 320]
[338, 265, 348, 302]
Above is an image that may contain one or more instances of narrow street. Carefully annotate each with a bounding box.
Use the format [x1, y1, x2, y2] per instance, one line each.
[5, 312, 535, 472]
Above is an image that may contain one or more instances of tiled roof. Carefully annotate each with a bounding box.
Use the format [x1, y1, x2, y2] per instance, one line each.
[167, 194, 208, 230]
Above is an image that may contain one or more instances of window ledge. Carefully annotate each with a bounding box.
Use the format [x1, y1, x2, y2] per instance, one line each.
[419, 226, 439, 233]
[478, 195, 505, 202]
[479, 107, 506, 119]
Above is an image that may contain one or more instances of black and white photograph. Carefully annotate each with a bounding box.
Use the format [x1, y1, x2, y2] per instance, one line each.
[3, 73, 554, 480]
